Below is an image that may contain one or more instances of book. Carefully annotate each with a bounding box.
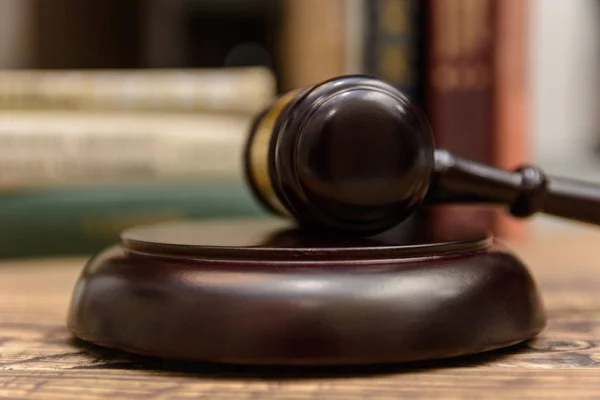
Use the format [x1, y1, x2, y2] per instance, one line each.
[493, 0, 531, 238]
[359, 0, 425, 233]
[0, 0, 33, 68]
[363, 0, 424, 102]
[278, 0, 351, 90]
[424, 0, 531, 238]
[0, 181, 266, 258]
[0, 110, 252, 190]
[0, 67, 275, 115]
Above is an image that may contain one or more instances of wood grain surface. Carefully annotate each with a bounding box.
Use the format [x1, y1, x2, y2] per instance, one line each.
[2, 227, 600, 399]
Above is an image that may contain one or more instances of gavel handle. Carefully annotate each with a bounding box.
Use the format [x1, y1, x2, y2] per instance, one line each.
[425, 149, 600, 226]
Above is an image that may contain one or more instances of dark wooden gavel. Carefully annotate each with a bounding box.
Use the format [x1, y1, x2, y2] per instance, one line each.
[244, 75, 600, 234]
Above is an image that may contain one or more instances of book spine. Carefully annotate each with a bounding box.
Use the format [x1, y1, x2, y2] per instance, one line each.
[279, 0, 349, 90]
[0, 182, 266, 258]
[0, 111, 251, 190]
[0, 0, 33, 68]
[363, 0, 423, 102]
[0, 67, 275, 115]
[493, 0, 531, 238]
[425, 0, 497, 233]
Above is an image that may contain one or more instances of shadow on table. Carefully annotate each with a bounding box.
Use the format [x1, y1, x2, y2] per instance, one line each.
[68, 337, 530, 380]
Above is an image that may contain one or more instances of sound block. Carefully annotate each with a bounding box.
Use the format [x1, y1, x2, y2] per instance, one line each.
[67, 218, 546, 365]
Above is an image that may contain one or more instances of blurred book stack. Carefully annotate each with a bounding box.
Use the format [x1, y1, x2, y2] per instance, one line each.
[0, 0, 283, 257]
[0, 0, 532, 258]
[0, 68, 275, 258]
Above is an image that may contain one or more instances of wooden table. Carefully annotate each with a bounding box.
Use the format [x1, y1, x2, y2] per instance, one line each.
[2, 228, 600, 399]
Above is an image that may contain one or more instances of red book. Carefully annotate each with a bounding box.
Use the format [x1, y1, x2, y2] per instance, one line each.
[424, 0, 531, 238]
[494, 0, 531, 238]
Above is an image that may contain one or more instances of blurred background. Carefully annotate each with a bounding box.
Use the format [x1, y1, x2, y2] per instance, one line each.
[0, 0, 598, 258]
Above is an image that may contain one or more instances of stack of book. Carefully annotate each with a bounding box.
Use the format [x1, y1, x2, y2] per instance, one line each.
[0, 67, 276, 258]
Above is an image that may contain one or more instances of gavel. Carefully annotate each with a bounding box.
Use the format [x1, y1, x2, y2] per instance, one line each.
[244, 75, 600, 234]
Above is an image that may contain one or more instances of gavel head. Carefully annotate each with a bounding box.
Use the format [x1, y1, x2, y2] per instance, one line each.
[245, 75, 435, 234]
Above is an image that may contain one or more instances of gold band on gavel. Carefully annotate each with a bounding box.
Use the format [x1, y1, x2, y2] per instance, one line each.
[248, 90, 299, 216]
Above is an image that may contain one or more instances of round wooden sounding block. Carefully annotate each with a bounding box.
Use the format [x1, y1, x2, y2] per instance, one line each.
[68, 218, 547, 365]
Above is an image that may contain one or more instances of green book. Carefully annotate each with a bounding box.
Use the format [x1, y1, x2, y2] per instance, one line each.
[0, 181, 267, 259]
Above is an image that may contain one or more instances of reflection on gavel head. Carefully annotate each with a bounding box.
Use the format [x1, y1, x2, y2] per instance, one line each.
[244, 75, 435, 234]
